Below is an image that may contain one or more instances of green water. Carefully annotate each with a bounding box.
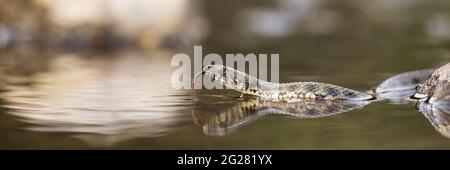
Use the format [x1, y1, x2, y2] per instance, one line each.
[1, 0, 450, 149]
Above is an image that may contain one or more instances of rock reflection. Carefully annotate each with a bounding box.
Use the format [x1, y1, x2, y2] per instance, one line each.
[0, 52, 190, 147]
[417, 102, 450, 139]
[192, 99, 369, 136]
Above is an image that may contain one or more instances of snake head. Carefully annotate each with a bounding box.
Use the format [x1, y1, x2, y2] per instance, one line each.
[192, 65, 226, 86]
[201, 65, 260, 90]
[202, 65, 226, 82]
[196, 64, 236, 89]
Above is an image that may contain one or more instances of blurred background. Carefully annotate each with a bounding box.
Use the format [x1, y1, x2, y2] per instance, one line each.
[1, 0, 450, 149]
[1, 0, 450, 53]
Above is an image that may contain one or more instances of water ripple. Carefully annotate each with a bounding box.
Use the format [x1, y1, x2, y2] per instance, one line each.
[0, 52, 191, 147]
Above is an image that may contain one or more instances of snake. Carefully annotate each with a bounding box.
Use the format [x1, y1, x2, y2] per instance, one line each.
[193, 65, 376, 102]
[192, 63, 450, 136]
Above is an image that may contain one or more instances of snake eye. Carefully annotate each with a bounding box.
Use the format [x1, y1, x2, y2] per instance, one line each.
[203, 65, 212, 71]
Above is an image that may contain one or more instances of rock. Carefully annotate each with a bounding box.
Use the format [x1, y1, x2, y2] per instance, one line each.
[414, 63, 450, 103]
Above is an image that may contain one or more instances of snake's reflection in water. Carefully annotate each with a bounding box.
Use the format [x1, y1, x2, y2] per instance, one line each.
[192, 98, 370, 136]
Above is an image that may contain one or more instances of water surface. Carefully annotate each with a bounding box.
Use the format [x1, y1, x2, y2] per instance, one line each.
[0, 49, 449, 149]
[2, 0, 450, 149]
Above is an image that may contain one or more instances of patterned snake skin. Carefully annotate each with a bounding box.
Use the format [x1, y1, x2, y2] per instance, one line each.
[195, 65, 375, 102]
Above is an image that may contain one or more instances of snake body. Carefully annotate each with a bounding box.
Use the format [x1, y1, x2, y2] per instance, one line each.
[196, 65, 375, 101]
